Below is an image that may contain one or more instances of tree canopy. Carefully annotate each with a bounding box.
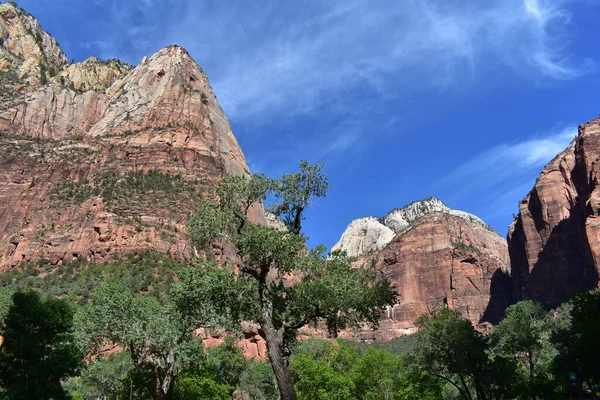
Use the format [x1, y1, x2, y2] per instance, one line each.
[74, 265, 247, 400]
[0, 290, 82, 400]
[551, 289, 600, 397]
[189, 161, 398, 400]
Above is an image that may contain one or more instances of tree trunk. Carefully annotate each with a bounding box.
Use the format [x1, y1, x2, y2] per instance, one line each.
[257, 264, 296, 400]
[152, 366, 167, 400]
[528, 350, 535, 400]
[473, 375, 487, 400]
[263, 323, 296, 400]
[154, 387, 166, 400]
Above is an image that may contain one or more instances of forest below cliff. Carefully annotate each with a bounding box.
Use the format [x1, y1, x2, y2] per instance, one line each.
[2, 2, 600, 399]
[0, 161, 598, 400]
[0, 258, 598, 400]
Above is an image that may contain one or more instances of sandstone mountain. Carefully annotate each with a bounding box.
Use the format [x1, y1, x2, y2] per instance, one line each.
[508, 117, 600, 309]
[0, 3, 66, 86]
[0, 2, 260, 271]
[333, 198, 511, 339]
[7, 1, 597, 351]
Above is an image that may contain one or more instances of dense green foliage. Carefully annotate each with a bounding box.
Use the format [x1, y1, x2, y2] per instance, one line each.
[551, 289, 600, 397]
[74, 263, 247, 400]
[0, 160, 598, 398]
[189, 161, 398, 400]
[0, 252, 183, 305]
[288, 339, 441, 400]
[63, 351, 135, 399]
[0, 259, 599, 399]
[491, 300, 556, 398]
[0, 291, 82, 399]
[171, 375, 231, 399]
[63, 336, 275, 400]
[49, 170, 205, 221]
[413, 296, 600, 400]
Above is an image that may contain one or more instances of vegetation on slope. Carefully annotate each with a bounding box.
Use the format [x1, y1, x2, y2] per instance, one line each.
[0, 161, 598, 399]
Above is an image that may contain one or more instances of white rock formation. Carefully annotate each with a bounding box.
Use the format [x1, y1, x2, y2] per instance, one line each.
[265, 211, 287, 232]
[383, 197, 486, 234]
[332, 197, 489, 257]
[331, 217, 395, 257]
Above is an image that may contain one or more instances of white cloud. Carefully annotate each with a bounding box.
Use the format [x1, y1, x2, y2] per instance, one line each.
[433, 125, 577, 232]
[441, 126, 576, 190]
[437, 125, 577, 225]
[88, 0, 589, 124]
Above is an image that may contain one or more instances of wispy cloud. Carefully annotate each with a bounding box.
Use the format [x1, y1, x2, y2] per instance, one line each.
[83, 0, 589, 123]
[523, 0, 590, 79]
[437, 125, 577, 224]
[443, 125, 576, 188]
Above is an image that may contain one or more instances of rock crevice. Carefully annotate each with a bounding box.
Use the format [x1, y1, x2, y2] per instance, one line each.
[508, 118, 600, 309]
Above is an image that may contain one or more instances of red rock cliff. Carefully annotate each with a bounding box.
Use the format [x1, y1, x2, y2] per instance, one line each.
[0, 2, 260, 270]
[333, 198, 511, 339]
[508, 117, 600, 309]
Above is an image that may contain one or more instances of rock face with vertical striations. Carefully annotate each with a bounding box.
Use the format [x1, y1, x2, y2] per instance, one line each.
[0, 2, 262, 270]
[508, 118, 600, 309]
[333, 198, 511, 339]
[0, 3, 66, 86]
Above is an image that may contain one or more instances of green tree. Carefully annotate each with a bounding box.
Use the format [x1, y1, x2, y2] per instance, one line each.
[268, 160, 330, 235]
[351, 348, 441, 400]
[63, 351, 135, 399]
[415, 308, 515, 400]
[289, 339, 441, 400]
[203, 338, 248, 388]
[492, 300, 554, 399]
[171, 375, 232, 400]
[237, 360, 278, 400]
[0, 290, 82, 399]
[0, 288, 14, 321]
[189, 161, 397, 400]
[552, 289, 600, 397]
[290, 353, 356, 400]
[75, 266, 246, 400]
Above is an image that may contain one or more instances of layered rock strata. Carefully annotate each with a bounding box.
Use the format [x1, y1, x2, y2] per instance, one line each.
[333, 198, 511, 339]
[0, 2, 258, 270]
[508, 118, 600, 309]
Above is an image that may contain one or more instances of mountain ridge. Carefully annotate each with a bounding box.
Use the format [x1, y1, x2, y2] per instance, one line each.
[332, 197, 496, 257]
[0, 2, 262, 270]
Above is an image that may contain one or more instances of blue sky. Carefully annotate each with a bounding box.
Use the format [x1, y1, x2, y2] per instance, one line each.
[13, 0, 600, 248]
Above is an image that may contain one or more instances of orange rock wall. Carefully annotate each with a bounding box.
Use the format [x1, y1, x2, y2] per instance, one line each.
[508, 118, 600, 308]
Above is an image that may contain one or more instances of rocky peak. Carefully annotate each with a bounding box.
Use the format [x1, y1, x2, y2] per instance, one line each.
[382, 197, 487, 233]
[53, 56, 131, 92]
[332, 197, 489, 257]
[0, 2, 66, 85]
[0, 21, 259, 268]
[332, 198, 510, 340]
[265, 212, 287, 232]
[85, 44, 248, 177]
[331, 217, 394, 257]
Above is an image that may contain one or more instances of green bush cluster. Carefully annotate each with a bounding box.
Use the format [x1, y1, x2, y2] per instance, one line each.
[414, 293, 600, 399]
[290, 339, 441, 400]
[1, 254, 599, 399]
[49, 170, 203, 217]
[0, 68, 23, 107]
[0, 252, 182, 305]
[64, 338, 275, 400]
[451, 235, 480, 254]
